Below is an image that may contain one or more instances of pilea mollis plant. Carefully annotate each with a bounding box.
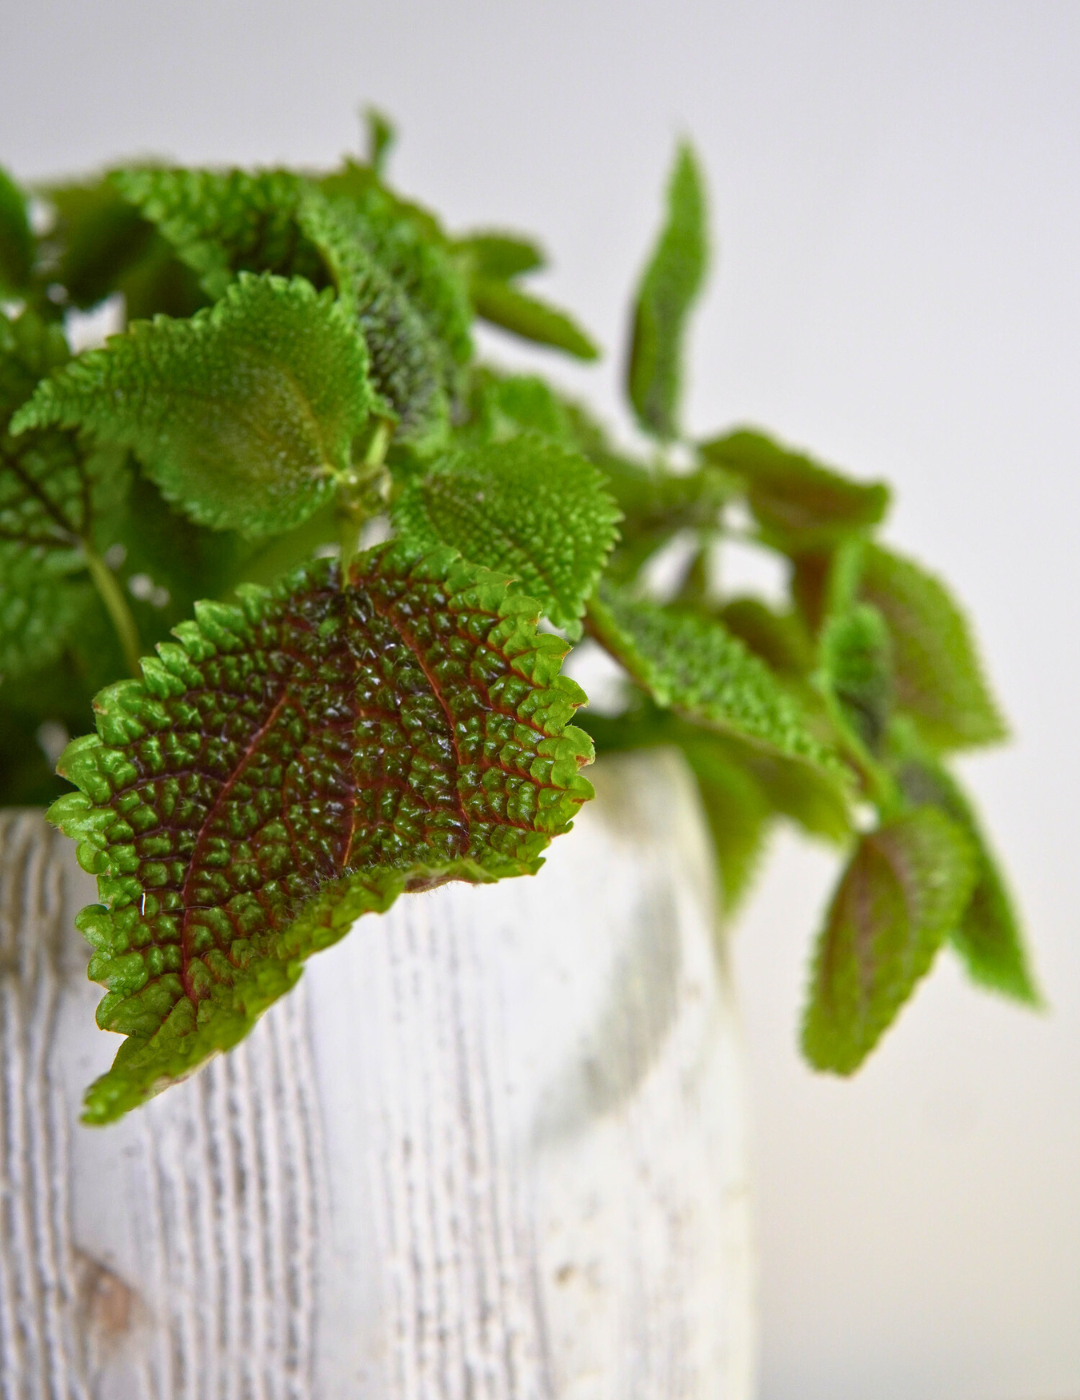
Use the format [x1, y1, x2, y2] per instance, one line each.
[0, 112, 1037, 1124]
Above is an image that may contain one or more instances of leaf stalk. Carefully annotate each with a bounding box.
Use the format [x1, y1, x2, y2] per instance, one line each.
[84, 545, 142, 678]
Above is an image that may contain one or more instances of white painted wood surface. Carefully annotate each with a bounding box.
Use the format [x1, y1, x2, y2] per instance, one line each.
[0, 749, 755, 1400]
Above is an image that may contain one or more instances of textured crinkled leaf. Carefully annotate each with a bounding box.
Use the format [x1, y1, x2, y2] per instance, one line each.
[627, 142, 708, 440]
[896, 748, 1039, 1004]
[13, 273, 374, 536]
[470, 276, 599, 360]
[587, 580, 836, 771]
[393, 436, 620, 638]
[820, 603, 894, 755]
[300, 191, 451, 448]
[0, 309, 129, 675]
[323, 177, 472, 375]
[48, 541, 595, 1122]
[701, 429, 890, 552]
[455, 231, 545, 280]
[112, 167, 325, 300]
[802, 808, 977, 1073]
[858, 544, 1006, 751]
[0, 166, 34, 297]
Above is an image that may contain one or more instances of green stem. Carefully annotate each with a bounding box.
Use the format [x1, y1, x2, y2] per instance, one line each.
[84, 545, 142, 679]
[337, 415, 395, 580]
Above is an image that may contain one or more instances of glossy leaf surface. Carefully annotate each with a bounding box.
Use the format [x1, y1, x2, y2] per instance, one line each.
[393, 436, 621, 637]
[48, 542, 595, 1122]
[802, 808, 977, 1073]
[627, 142, 708, 439]
[14, 273, 374, 536]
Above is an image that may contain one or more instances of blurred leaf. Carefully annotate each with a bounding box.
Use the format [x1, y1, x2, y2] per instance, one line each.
[702, 429, 890, 552]
[858, 543, 1007, 751]
[472, 275, 599, 360]
[719, 597, 816, 680]
[802, 807, 977, 1073]
[896, 747, 1039, 1004]
[820, 602, 894, 755]
[627, 142, 708, 440]
[455, 231, 545, 280]
[0, 166, 34, 297]
[588, 580, 837, 770]
[365, 107, 396, 175]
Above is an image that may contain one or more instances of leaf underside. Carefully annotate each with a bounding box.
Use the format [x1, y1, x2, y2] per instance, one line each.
[48, 542, 594, 1123]
[392, 435, 621, 637]
[12, 273, 373, 537]
[802, 807, 977, 1073]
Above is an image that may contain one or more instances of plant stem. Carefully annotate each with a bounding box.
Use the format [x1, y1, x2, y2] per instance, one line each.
[337, 415, 396, 580]
[84, 545, 142, 679]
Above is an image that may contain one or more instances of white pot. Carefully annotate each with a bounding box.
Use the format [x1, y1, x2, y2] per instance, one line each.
[0, 748, 755, 1399]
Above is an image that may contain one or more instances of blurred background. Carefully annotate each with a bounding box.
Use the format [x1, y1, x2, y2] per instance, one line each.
[2, 3, 1077, 1396]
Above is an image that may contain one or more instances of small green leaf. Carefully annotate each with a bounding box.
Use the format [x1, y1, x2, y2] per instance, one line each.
[0, 309, 128, 677]
[42, 176, 163, 311]
[587, 580, 837, 771]
[802, 807, 977, 1073]
[857, 544, 1006, 751]
[456, 231, 546, 280]
[112, 167, 324, 300]
[896, 748, 1039, 1004]
[299, 191, 451, 447]
[627, 142, 708, 440]
[471, 276, 599, 360]
[719, 598, 816, 680]
[459, 370, 577, 448]
[392, 435, 621, 638]
[701, 429, 890, 552]
[13, 273, 374, 536]
[365, 107, 396, 175]
[49, 542, 595, 1123]
[0, 166, 34, 297]
[820, 603, 894, 754]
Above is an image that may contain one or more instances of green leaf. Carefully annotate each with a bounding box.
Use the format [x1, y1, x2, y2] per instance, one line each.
[112, 167, 324, 300]
[681, 737, 772, 912]
[392, 435, 621, 638]
[896, 748, 1039, 1004]
[627, 142, 708, 440]
[49, 541, 595, 1123]
[13, 273, 374, 536]
[470, 276, 599, 360]
[456, 231, 545, 280]
[364, 107, 396, 176]
[820, 602, 894, 755]
[802, 807, 977, 1073]
[719, 598, 816, 680]
[598, 458, 738, 579]
[459, 370, 577, 448]
[299, 191, 451, 447]
[701, 429, 890, 552]
[857, 544, 1007, 752]
[0, 309, 128, 677]
[41, 176, 160, 311]
[587, 580, 838, 771]
[0, 166, 34, 297]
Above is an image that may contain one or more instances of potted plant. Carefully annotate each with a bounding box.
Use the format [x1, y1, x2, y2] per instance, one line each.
[0, 112, 1036, 1396]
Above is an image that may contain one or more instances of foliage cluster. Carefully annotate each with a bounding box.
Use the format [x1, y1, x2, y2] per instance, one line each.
[0, 114, 1036, 1122]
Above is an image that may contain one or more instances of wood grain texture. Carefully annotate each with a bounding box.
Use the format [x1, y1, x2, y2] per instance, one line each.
[0, 748, 754, 1399]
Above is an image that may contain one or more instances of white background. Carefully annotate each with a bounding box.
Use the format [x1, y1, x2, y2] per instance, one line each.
[2, 4, 1077, 1397]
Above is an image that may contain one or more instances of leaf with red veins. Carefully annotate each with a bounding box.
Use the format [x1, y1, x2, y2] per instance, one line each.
[49, 540, 594, 1122]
